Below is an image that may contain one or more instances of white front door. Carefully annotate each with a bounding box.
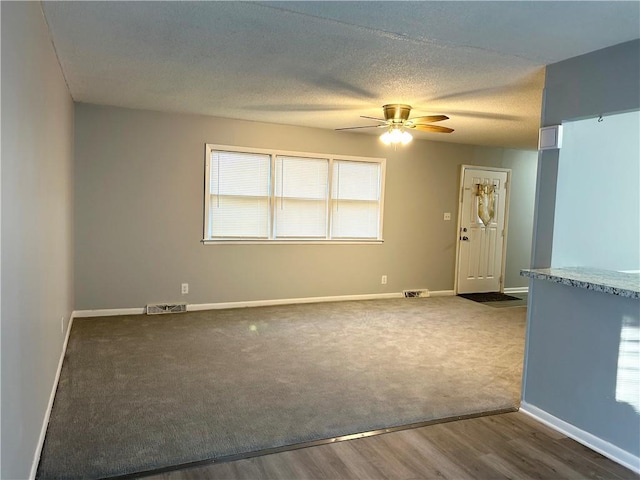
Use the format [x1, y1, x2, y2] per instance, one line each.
[456, 166, 510, 294]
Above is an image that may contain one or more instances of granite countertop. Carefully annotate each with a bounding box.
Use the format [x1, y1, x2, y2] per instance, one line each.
[521, 267, 640, 299]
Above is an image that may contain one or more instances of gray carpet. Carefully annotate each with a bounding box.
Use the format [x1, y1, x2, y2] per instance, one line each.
[37, 296, 526, 479]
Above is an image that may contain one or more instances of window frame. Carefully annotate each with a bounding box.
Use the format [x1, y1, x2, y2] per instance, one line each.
[203, 144, 386, 244]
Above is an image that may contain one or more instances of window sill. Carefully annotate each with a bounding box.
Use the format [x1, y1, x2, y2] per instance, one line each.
[201, 239, 384, 245]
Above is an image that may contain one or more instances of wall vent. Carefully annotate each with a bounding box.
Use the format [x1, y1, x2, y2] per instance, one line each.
[146, 303, 187, 315]
[403, 289, 430, 298]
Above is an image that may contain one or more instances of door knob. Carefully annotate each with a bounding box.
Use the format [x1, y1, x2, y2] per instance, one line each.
[462, 236, 469, 241]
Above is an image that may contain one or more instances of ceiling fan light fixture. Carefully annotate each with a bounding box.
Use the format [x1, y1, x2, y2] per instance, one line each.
[380, 127, 412, 146]
[338, 104, 451, 140]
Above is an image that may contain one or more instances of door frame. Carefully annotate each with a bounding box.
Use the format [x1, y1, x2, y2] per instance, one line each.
[454, 165, 512, 295]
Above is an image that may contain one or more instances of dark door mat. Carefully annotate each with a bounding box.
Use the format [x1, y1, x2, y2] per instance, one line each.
[458, 292, 521, 303]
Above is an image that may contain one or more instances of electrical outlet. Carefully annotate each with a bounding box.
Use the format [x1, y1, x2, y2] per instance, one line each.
[444, 212, 451, 221]
[181, 283, 189, 294]
[381, 275, 387, 285]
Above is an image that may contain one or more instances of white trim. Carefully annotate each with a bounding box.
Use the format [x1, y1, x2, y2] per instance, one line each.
[503, 287, 529, 294]
[188, 292, 403, 311]
[73, 291, 462, 318]
[453, 165, 464, 293]
[429, 290, 456, 297]
[206, 143, 386, 165]
[202, 239, 384, 245]
[520, 402, 640, 474]
[189, 291, 455, 309]
[30, 312, 75, 480]
[74, 307, 145, 318]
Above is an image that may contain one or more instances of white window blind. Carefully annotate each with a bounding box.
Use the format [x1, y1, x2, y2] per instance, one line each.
[275, 156, 328, 238]
[331, 160, 381, 239]
[208, 150, 270, 238]
[204, 145, 385, 243]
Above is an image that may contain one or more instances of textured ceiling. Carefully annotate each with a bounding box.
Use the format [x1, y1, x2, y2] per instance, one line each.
[42, 1, 640, 149]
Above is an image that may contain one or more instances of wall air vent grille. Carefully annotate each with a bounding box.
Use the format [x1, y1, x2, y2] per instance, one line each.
[146, 303, 187, 315]
[403, 289, 430, 298]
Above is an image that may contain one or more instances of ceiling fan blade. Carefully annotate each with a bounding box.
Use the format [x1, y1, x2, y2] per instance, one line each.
[359, 115, 386, 122]
[411, 124, 455, 133]
[335, 125, 386, 131]
[443, 110, 520, 121]
[407, 115, 449, 123]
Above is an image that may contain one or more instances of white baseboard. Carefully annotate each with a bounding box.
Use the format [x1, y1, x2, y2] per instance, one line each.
[429, 290, 455, 297]
[188, 292, 404, 311]
[73, 291, 461, 318]
[520, 402, 640, 474]
[30, 312, 75, 480]
[504, 287, 529, 294]
[74, 307, 145, 318]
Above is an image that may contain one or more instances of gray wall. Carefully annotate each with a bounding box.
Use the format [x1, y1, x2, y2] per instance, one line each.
[523, 39, 640, 458]
[74, 104, 537, 310]
[531, 39, 640, 268]
[1, 3, 75, 478]
[525, 280, 639, 455]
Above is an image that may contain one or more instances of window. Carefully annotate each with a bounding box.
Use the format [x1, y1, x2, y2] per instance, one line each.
[207, 150, 270, 238]
[204, 145, 385, 243]
[275, 156, 329, 239]
[331, 160, 382, 239]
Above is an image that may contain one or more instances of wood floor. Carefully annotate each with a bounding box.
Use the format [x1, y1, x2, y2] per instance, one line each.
[145, 412, 638, 480]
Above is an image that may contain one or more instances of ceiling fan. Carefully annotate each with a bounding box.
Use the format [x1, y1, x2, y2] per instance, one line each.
[336, 104, 454, 145]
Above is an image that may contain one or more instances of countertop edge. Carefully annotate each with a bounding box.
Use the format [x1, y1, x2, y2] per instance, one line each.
[521, 268, 640, 299]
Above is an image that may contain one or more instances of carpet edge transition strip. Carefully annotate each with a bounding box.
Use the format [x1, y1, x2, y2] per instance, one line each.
[107, 407, 519, 480]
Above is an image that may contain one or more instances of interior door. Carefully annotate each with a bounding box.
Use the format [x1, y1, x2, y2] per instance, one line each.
[456, 167, 510, 294]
